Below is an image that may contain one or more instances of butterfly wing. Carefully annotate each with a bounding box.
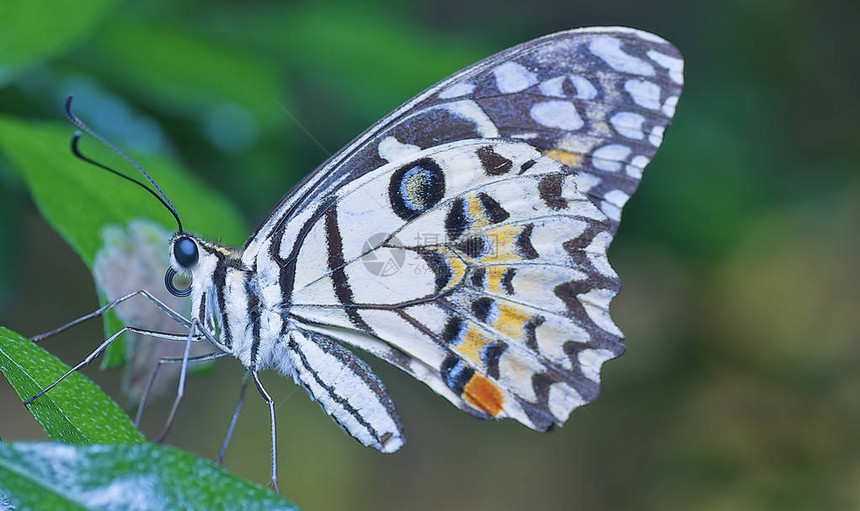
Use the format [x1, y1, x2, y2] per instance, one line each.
[244, 26, 683, 258]
[287, 139, 622, 430]
[246, 27, 683, 442]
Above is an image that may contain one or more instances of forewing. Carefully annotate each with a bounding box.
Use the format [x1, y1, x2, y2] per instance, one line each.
[244, 26, 683, 262]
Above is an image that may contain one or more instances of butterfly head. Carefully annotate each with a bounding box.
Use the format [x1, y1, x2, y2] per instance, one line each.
[165, 232, 227, 298]
[162, 233, 196, 297]
[165, 231, 240, 299]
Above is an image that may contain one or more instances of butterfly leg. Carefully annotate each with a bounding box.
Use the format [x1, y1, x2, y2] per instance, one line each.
[252, 371, 279, 493]
[24, 325, 199, 405]
[217, 371, 250, 465]
[31, 289, 191, 342]
[154, 320, 201, 443]
[134, 350, 227, 427]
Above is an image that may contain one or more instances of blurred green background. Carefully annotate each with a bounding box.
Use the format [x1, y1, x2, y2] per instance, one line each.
[1, 0, 858, 509]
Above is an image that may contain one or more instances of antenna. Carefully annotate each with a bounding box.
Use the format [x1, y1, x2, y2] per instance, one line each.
[64, 95, 184, 232]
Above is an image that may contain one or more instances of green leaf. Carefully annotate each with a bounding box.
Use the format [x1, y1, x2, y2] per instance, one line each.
[0, 327, 144, 445]
[0, 442, 298, 510]
[0, 0, 115, 86]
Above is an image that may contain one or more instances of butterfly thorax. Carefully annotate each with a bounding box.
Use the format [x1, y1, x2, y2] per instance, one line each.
[169, 233, 283, 371]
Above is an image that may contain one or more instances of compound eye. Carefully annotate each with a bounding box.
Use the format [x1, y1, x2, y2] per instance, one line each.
[174, 237, 199, 268]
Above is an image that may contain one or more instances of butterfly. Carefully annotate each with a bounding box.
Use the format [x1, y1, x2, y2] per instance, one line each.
[32, 26, 683, 490]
